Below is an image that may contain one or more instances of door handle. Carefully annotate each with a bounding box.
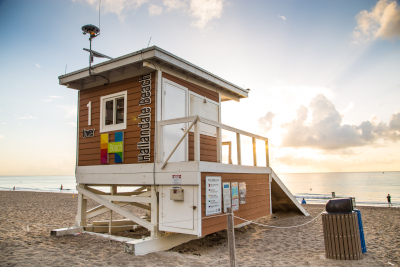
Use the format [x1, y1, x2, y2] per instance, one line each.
[181, 127, 186, 131]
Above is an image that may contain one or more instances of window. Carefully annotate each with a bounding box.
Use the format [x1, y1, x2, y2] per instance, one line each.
[100, 91, 127, 133]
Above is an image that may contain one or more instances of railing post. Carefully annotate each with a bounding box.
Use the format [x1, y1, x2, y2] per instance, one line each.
[252, 137, 257, 166]
[265, 139, 269, 167]
[216, 127, 222, 163]
[236, 133, 241, 165]
[236, 133, 242, 165]
[194, 120, 200, 161]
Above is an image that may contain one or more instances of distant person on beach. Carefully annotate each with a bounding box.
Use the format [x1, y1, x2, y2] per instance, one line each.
[387, 194, 391, 207]
[301, 198, 307, 204]
[60, 184, 63, 191]
[13, 186, 15, 191]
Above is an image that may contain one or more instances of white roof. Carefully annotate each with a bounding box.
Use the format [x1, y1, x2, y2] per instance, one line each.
[58, 46, 249, 101]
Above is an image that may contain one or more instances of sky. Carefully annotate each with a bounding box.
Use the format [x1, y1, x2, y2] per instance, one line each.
[0, 0, 399, 175]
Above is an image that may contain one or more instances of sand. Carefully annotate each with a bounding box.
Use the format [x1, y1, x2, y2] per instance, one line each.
[0, 191, 399, 266]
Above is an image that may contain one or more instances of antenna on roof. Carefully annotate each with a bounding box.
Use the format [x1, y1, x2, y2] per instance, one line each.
[80, 0, 111, 85]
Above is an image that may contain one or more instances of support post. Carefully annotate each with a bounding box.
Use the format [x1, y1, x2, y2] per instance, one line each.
[227, 207, 236, 267]
[252, 137, 257, 166]
[236, 133, 241, 165]
[193, 120, 200, 161]
[265, 139, 269, 167]
[109, 185, 117, 234]
[77, 184, 87, 227]
[150, 186, 162, 238]
[216, 127, 222, 163]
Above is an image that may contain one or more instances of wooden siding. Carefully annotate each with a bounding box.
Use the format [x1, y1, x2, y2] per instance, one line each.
[188, 133, 218, 162]
[162, 72, 219, 102]
[201, 172, 270, 236]
[78, 73, 156, 166]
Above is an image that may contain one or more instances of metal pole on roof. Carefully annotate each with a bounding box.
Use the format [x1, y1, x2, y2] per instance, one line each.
[89, 38, 92, 75]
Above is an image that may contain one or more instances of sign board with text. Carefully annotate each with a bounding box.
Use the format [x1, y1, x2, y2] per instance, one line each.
[205, 176, 222, 216]
[223, 182, 231, 213]
[231, 182, 239, 211]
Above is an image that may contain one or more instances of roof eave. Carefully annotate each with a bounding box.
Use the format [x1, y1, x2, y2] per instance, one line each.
[58, 46, 249, 99]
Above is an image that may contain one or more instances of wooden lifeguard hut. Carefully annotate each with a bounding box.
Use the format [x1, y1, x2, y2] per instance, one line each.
[57, 46, 308, 255]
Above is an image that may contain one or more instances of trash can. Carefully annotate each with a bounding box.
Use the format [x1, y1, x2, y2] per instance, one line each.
[322, 198, 363, 260]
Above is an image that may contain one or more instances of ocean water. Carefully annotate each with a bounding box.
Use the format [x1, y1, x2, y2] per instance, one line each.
[0, 175, 77, 193]
[0, 172, 399, 207]
[278, 171, 400, 207]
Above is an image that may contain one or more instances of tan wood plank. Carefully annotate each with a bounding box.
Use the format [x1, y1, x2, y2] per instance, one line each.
[340, 214, 350, 260]
[336, 213, 345, 260]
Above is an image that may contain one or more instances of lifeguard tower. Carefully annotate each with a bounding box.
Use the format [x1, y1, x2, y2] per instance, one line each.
[58, 45, 308, 255]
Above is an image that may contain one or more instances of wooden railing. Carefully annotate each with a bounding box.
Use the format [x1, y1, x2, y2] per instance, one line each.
[158, 116, 269, 169]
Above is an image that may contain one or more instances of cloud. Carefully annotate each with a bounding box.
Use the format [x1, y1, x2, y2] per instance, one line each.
[35, 63, 41, 68]
[353, 0, 400, 43]
[74, 0, 149, 19]
[57, 105, 77, 118]
[149, 4, 163, 15]
[281, 94, 400, 150]
[74, 0, 225, 28]
[258, 112, 276, 132]
[43, 95, 65, 102]
[66, 122, 77, 128]
[190, 0, 225, 29]
[278, 15, 286, 21]
[14, 114, 37, 120]
[341, 101, 354, 114]
[163, 0, 186, 10]
[275, 152, 317, 166]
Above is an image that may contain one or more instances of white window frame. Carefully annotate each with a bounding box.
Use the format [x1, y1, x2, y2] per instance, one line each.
[100, 91, 128, 133]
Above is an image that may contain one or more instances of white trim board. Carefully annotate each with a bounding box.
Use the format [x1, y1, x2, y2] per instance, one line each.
[76, 162, 271, 185]
[125, 233, 199, 256]
[76, 171, 201, 185]
[77, 162, 272, 175]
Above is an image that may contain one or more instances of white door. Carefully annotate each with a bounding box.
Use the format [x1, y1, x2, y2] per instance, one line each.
[159, 186, 195, 231]
[162, 79, 188, 162]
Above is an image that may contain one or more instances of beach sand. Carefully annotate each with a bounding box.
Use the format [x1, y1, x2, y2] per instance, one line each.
[0, 191, 398, 266]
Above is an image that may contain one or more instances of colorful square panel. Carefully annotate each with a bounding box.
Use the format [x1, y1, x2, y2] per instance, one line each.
[115, 131, 123, 142]
[115, 152, 123, 163]
[101, 149, 108, 164]
[99, 132, 123, 164]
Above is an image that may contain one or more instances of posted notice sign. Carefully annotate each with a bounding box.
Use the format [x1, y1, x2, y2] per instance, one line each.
[231, 182, 239, 211]
[205, 176, 222, 216]
[223, 182, 231, 213]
